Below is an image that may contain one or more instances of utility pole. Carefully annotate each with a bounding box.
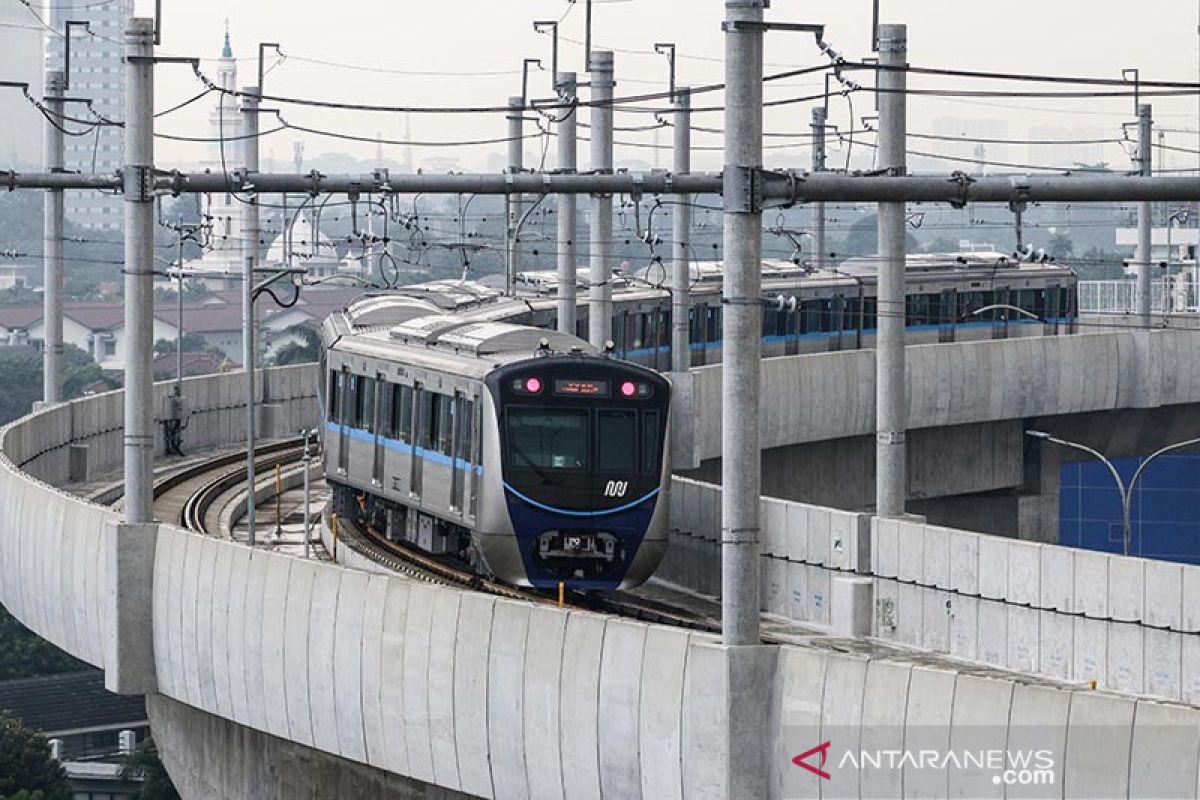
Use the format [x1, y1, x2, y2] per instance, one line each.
[122, 19, 155, 524]
[1136, 103, 1153, 326]
[506, 96, 523, 294]
[556, 72, 578, 335]
[42, 70, 65, 405]
[671, 87, 692, 372]
[588, 50, 614, 349]
[242, 86, 260, 547]
[721, 1, 763, 647]
[875, 23, 908, 519]
[810, 105, 827, 270]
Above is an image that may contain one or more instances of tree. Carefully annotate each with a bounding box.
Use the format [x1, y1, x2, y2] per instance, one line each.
[0, 607, 83, 681]
[0, 713, 71, 800]
[1047, 231, 1074, 260]
[120, 738, 179, 800]
[843, 213, 920, 258]
[271, 325, 321, 366]
[153, 333, 209, 357]
[0, 345, 115, 427]
[922, 236, 962, 254]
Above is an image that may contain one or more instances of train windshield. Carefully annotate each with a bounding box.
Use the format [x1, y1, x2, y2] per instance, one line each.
[506, 407, 590, 470]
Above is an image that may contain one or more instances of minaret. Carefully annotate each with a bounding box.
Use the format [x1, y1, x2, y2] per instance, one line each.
[195, 23, 244, 286]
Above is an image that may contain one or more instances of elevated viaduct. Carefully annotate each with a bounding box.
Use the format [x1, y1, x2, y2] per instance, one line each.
[3, 331, 1200, 798]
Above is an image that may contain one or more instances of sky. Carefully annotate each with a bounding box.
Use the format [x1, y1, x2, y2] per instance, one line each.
[35, 0, 1200, 174]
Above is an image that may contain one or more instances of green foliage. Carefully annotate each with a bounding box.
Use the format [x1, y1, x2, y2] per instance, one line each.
[0, 607, 84, 681]
[1047, 231, 1074, 260]
[843, 214, 920, 258]
[0, 713, 71, 800]
[153, 333, 209, 357]
[271, 325, 321, 366]
[0, 287, 39, 307]
[922, 236, 963, 254]
[119, 738, 180, 800]
[0, 344, 114, 427]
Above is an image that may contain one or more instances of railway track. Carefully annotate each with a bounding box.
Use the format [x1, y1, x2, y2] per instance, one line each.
[145, 442, 724, 632]
[153, 438, 306, 532]
[348, 517, 722, 632]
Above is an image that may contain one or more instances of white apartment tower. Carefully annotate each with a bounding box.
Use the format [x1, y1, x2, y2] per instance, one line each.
[45, 0, 134, 231]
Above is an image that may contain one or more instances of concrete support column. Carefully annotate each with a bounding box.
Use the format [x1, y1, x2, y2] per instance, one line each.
[42, 70, 65, 405]
[556, 73, 578, 335]
[588, 50, 615, 349]
[241, 87, 260, 547]
[721, 0, 764, 650]
[121, 19, 155, 525]
[1136, 103, 1153, 327]
[810, 105, 827, 269]
[874, 24, 908, 519]
[506, 96, 524, 295]
[671, 88, 692, 372]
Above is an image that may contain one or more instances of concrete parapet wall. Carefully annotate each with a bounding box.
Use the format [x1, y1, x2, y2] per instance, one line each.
[770, 646, 1200, 800]
[0, 365, 319, 670]
[690, 329, 1200, 461]
[6, 364, 319, 485]
[667, 476, 1200, 705]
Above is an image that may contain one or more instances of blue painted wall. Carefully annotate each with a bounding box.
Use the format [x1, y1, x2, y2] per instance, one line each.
[1059, 453, 1200, 565]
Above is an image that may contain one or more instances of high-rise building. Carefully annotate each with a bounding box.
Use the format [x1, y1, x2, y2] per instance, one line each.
[45, 0, 134, 231]
[0, 4, 44, 168]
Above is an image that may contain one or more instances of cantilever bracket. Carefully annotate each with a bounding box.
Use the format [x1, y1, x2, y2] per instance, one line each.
[124, 165, 154, 202]
[723, 165, 765, 214]
[946, 171, 975, 210]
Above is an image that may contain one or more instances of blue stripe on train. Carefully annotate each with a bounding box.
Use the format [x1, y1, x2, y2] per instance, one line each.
[325, 421, 483, 474]
[620, 316, 1067, 360]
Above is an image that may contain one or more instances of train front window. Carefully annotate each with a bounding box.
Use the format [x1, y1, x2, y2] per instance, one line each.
[506, 408, 589, 470]
[597, 410, 637, 472]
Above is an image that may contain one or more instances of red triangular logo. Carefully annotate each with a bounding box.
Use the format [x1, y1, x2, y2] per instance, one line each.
[792, 741, 832, 780]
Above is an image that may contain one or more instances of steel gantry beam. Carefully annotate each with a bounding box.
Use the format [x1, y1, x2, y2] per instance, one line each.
[7, 169, 1200, 202]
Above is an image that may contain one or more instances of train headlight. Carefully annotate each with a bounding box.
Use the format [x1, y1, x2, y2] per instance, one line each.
[620, 380, 636, 397]
[525, 376, 543, 394]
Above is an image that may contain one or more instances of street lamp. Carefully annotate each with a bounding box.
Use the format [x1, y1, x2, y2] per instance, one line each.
[301, 427, 318, 559]
[1165, 208, 1189, 313]
[1026, 430, 1200, 556]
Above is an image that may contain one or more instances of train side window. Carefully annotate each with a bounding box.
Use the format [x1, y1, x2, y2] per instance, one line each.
[597, 409, 637, 472]
[413, 385, 430, 450]
[641, 411, 660, 475]
[689, 306, 704, 343]
[347, 374, 360, 427]
[328, 370, 340, 421]
[391, 384, 413, 442]
[357, 377, 376, 433]
[436, 395, 454, 456]
[706, 306, 722, 343]
[862, 298, 877, 330]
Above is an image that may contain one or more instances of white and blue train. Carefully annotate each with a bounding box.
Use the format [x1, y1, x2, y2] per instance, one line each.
[320, 251, 1076, 589]
[321, 294, 672, 590]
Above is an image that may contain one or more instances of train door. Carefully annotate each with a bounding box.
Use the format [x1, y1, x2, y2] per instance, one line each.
[449, 391, 465, 513]
[467, 399, 481, 517]
[689, 305, 705, 366]
[372, 373, 386, 486]
[409, 382, 425, 500]
[830, 295, 847, 352]
[337, 369, 351, 475]
[650, 307, 664, 370]
[939, 289, 957, 343]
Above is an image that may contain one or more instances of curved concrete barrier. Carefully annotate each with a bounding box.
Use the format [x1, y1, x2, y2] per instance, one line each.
[5, 365, 1200, 797]
[690, 328, 1200, 461]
